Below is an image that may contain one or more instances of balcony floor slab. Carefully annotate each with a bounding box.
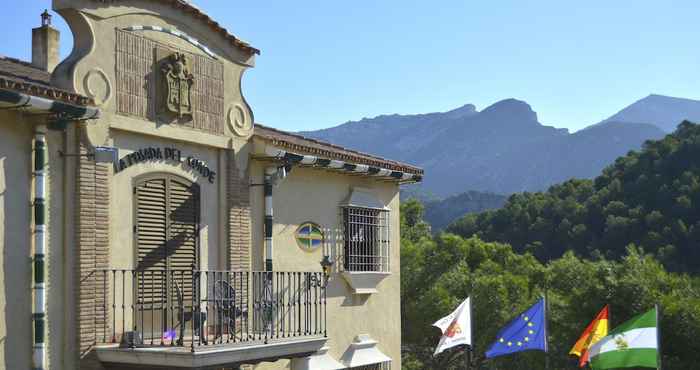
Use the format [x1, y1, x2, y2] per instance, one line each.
[95, 336, 327, 369]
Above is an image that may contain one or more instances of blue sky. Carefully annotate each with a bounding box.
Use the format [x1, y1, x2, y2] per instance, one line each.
[2, 1, 700, 132]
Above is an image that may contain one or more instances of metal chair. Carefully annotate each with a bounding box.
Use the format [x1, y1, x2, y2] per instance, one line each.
[212, 280, 246, 340]
[173, 279, 207, 345]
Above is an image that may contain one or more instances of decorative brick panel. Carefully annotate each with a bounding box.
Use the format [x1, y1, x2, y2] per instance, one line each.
[227, 150, 251, 271]
[116, 29, 225, 134]
[75, 127, 110, 365]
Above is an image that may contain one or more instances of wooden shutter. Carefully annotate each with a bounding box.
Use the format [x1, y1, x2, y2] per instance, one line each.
[136, 178, 168, 304]
[135, 175, 199, 305]
[167, 177, 199, 303]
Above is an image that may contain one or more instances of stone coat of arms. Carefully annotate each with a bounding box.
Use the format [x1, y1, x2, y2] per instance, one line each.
[162, 52, 194, 119]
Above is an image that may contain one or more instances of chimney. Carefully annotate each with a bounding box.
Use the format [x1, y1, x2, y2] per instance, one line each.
[32, 10, 60, 73]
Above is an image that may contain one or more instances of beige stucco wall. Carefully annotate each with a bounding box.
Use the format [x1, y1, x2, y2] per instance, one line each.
[0, 112, 33, 369]
[0, 113, 70, 369]
[250, 164, 403, 370]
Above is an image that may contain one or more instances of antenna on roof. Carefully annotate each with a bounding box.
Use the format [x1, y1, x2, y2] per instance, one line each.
[41, 9, 52, 27]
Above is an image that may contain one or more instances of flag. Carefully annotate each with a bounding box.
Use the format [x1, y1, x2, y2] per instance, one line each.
[485, 298, 547, 359]
[433, 297, 472, 356]
[588, 307, 659, 369]
[570, 305, 609, 367]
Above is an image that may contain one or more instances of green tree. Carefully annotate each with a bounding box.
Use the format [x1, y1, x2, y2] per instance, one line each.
[447, 121, 700, 272]
[401, 200, 700, 369]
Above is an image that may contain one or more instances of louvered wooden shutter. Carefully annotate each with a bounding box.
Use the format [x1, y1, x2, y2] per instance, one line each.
[135, 175, 199, 306]
[136, 178, 168, 304]
[167, 177, 199, 304]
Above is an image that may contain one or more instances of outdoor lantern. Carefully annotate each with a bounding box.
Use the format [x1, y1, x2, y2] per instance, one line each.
[320, 255, 333, 280]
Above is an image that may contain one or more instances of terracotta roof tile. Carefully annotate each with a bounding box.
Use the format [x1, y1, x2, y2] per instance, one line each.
[0, 56, 51, 85]
[254, 123, 424, 175]
[0, 56, 95, 106]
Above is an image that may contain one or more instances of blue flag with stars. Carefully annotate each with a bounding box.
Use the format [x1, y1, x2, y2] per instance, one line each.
[485, 298, 548, 359]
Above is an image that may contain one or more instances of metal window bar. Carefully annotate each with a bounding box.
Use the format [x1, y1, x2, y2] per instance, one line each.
[342, 207, 390, 272]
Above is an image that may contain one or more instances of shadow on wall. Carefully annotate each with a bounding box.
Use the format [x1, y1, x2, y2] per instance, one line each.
[320, 226, 369, 307]
[47, 137, 64, 369]
[1, 133, 33, 369]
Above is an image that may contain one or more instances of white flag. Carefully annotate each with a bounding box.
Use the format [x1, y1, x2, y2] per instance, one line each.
[433, 297, 472, 356]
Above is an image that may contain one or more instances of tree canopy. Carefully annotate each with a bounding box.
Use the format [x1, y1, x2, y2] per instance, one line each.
[447, 121, 700, 272]
[401, 199, 700, 369]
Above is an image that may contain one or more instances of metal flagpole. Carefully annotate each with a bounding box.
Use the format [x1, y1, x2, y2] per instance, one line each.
[544, 287, 550, 370]
[656, 304, 662, 370]
[465, 345, 470, 370]
[466, 296, 473, 370]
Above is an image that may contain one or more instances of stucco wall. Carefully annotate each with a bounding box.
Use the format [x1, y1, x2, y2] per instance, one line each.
[110, 129, 224, 271]
[0, 115, 69, 369]
[0, 112, 33, 369]
[250, 164, 402, 369]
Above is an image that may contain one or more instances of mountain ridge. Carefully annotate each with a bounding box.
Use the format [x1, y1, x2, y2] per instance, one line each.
[300, 96, 687, 195]
[599, 94, 700, 132]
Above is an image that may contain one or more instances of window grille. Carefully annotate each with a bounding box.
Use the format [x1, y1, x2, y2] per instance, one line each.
[342, 206, 390, 272]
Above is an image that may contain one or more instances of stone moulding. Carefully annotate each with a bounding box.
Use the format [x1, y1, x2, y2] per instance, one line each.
[88, 0, 260, 55]
[339, 334, 392, 367]
[341, 271, 390, 295]
[123, 26, 219, 59]
[290, 346, 345, 370]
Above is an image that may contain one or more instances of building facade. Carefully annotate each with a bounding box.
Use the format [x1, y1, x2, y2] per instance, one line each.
[0, 1, 423, 369]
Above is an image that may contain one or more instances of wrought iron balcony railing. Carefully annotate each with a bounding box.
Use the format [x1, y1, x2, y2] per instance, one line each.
[95, 268, 327, 351]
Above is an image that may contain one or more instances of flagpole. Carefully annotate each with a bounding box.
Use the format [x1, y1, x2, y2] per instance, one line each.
[656, 304, 662, 370]
[544, 287, 550, 370]
[466, 297, 473, 370]
[465, 345, 470, 370]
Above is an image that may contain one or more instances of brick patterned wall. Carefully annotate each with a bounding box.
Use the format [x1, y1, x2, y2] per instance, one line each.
[116, 29, 225, 134]
[75, 128, 110, 365]
[227, 150, 251, 271]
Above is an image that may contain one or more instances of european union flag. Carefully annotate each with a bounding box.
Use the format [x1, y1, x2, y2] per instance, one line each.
[485, 298, 548, 359]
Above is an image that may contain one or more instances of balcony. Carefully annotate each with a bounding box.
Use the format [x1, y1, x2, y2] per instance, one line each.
[92, 269, 328, 369]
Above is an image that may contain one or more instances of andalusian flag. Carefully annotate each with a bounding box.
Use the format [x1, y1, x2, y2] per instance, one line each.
[588, 307, 659, 369]
[570, 305, 609, 367]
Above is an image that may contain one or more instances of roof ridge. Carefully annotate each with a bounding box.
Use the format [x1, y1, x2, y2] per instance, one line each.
[253, 123, 424, 174]
[254, 123, 389, 162]
[0, 55, 43, 70]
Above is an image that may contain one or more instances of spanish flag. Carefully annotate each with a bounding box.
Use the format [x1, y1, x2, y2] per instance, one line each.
[570, 305, 609, 367]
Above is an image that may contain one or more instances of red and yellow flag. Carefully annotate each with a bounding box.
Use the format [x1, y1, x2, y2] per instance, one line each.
[569, 305, 609, 367]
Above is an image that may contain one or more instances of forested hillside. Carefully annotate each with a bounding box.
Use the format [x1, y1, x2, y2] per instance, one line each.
[401, 201, 700, 369]
[447, 121, 700, 272]
[423, 191, 507, 231]
[402, 189, 508, 231]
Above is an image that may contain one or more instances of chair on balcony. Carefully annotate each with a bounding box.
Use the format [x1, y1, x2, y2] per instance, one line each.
[212, 280, 246, 340]
[173, 279, 207, 345]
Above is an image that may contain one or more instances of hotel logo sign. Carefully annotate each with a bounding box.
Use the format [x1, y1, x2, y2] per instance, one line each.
[116, 147, 217, 184]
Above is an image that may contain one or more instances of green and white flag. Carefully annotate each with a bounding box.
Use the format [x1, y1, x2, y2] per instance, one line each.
[588, 307, 659, 369]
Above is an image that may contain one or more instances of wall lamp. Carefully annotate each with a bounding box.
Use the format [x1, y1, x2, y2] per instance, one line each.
[320, 255, 334, 282]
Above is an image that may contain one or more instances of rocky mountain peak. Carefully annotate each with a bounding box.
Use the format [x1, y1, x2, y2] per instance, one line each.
[479, 98, 539, 123]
